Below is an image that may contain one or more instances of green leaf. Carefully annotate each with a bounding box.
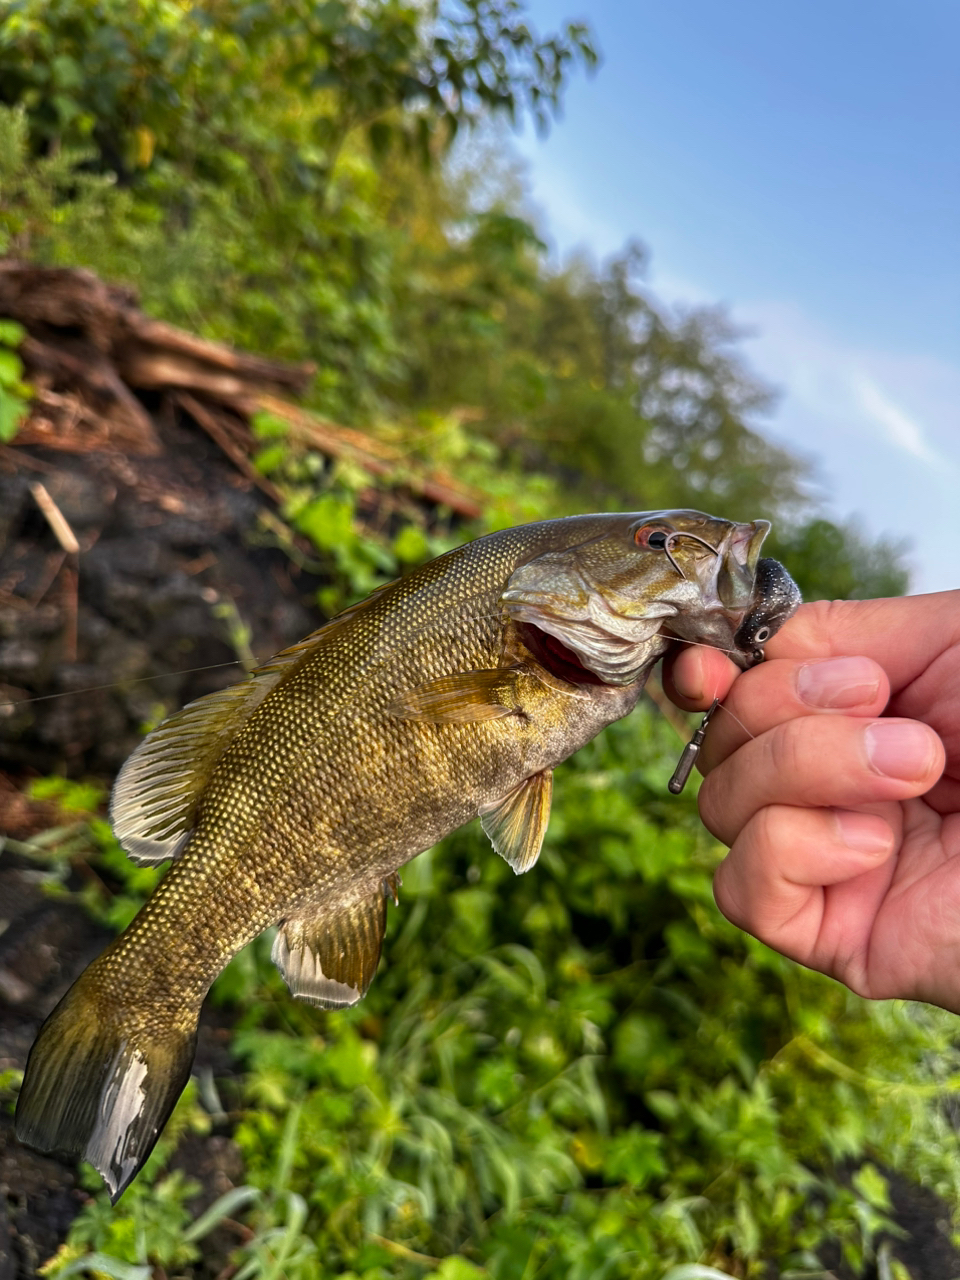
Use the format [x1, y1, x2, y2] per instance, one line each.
[54, 1254, 151, 1280]
[0, 348, 23, 383]
[392, 524, 430, 564]
[0, 318, 25, 346]
[0, 383, 29, 442]
[436, 1259, 486, 1280]
[852, 1162, 892, 1212]
[182, 1186, 262, 1243]
[294, 492, 355, 552]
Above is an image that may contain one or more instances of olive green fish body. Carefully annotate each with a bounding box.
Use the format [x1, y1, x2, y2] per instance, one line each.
[15, 510, 800, 1199]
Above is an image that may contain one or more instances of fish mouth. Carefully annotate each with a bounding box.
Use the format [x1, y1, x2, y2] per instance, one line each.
[695, 520, 771, 612]
[653, 519, 773, 663]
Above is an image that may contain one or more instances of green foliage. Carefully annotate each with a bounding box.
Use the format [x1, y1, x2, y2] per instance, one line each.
[0, 0, 596, 173]
[0, 0, 594, 419]
[0, 102, 122, 258]
[0, 314, 30, 440]
[0, 2, 916, 595]
[392, 228, 808, 518]
[770, 516, 910, 601]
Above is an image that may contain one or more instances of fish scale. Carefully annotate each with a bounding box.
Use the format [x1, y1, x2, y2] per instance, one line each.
[15, 509, 800, 1200]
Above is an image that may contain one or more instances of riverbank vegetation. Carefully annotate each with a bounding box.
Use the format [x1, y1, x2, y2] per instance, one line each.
[1, 3, 950, 1277]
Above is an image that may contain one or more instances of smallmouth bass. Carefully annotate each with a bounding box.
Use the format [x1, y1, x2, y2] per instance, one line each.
[15, 509, 799, 1199]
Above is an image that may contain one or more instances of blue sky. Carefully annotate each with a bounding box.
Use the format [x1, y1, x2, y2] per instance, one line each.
[514, 0, 959, 592]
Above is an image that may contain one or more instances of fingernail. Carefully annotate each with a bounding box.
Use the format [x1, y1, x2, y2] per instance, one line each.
[834, 809, 892, 854]
[796, 656, 881, 709]
[864, 720, 939, 780]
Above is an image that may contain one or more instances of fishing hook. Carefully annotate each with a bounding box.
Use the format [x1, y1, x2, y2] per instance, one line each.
[661, 531, 721, 580]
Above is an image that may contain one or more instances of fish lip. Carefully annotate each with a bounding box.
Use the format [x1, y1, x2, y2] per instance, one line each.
[727, 646, 763, 671]
[705, 520, 772, 612]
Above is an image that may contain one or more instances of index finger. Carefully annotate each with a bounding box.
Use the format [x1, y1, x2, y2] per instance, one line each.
[765, 593, 960, 694]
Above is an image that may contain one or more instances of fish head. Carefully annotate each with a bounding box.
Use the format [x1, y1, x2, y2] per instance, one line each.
[502, 510, 799, 684]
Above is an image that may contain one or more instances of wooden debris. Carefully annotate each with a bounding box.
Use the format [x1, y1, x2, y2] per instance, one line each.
[256, 395, 485, 519]
[28, 481, 80, 554]
[174, 391, 283, 505]
[0, 260, 485, 519]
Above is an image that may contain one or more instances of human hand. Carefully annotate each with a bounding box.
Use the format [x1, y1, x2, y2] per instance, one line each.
[662, 594, 960, 1011]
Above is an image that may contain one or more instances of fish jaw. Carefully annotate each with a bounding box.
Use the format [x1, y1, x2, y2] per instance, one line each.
[657, 517, 777, 665]
[715, 519, 771, 611]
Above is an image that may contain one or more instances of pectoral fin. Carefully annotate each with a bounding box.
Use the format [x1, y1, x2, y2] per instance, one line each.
[391, 668, 523, 723]
[479, 770, 553, 874]
[271, 878, 398, 1009]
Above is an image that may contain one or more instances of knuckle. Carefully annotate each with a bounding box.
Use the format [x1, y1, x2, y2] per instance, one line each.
[749, 802, 785, 852]
[764, 716, 810, 789]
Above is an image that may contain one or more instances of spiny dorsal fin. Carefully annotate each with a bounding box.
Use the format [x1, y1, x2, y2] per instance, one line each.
[479, 770, 553, 874]
[110, 581, 409, 866]
[271, 879, 397, 1009]
[391, 668, 523, 723]
[109, 621, 344, 866]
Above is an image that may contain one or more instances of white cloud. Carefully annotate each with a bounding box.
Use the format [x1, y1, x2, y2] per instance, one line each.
[500, 149, 960, 592]
[733, 300, 959, 592]
[852, 375, 938, 465]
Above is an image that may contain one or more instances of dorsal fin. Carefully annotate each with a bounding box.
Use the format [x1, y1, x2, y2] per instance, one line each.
[109, 622, 342, 865]
[110, 581, 405, 865]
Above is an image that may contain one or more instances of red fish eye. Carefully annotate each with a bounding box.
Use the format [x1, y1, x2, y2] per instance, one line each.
[634, 524, 671, 550]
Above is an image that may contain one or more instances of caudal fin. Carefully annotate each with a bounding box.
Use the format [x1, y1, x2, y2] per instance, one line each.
[15, 969, 197, 1202]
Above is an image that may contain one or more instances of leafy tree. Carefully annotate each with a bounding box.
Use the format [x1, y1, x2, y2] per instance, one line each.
[0, 0, 595, 416]
[769, 516, 910, 601]
[0, 0, 596, 179]
[0, 0, 916, 604]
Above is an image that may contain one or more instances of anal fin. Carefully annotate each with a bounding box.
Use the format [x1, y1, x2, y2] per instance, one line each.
[391, 668, 523, 723]
[272, 879, 397, 1009]
[479, 770, 553, 874]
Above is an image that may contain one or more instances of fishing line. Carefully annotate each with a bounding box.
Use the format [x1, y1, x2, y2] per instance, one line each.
[661, 633, 749, 662]
[0, 625, 757, 714]
[716, 701, 756, 742]
[0, 660, 244, 709]
[667, 637, 762, 793]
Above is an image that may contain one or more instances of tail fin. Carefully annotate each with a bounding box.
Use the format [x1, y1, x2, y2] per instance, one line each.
[15, 968, 197, 1203]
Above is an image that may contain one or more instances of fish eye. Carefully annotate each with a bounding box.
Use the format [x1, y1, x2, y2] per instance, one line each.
[753, 625, 771, 643]
[634, 524, 671, 550]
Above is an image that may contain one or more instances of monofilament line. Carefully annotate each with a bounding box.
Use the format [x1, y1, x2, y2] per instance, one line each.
[0, 661, 244, 709]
